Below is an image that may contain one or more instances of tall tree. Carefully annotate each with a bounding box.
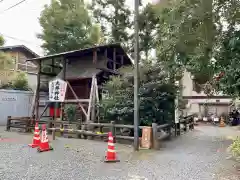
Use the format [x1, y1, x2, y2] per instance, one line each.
[38, 0, 102, 54]
[155, 0, 240, 89]
[155, 0, 216, 84]
[0, 36, 12, 70]
[139, 4, 159, 60]
[91, 0, 132, 47]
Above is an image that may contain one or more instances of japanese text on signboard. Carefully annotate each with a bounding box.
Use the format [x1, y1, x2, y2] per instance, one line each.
[49, 79, 67, 102]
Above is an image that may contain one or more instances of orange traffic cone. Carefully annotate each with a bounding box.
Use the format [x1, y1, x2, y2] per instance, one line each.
[28, 122, 41, 148]
[104, 132, 120, 163]
[37, 124, 53, 152]
[219, 117, 226, 127]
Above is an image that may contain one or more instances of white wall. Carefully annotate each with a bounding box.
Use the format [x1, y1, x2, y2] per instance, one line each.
[181, 70, 232, 115]
[0, 89, 33, 125]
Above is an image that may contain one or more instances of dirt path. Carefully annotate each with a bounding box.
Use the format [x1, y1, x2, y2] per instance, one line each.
[0, 125, 239, 180]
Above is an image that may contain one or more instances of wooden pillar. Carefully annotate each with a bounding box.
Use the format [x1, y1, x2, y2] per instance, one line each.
[104, 49, 108, 66]
[35, 61, 41, 121]
[60, 58, 67, 121]
[93, 49, 97, 64]
[113, 48, 116, 70]
[152, 123, 159, 150]
[120, 55, 124, 66]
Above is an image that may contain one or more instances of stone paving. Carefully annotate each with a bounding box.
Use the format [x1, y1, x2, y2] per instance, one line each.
[0, 125, 239, 180]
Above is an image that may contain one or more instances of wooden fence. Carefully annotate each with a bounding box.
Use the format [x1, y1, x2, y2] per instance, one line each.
[6, 114, 194, 149]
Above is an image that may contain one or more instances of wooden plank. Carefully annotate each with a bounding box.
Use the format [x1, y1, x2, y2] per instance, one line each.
[39, 72, 57, 76]
[96, 67, 120, 75]
[115, 135, 134, 140]
[107, 58, 121, 65]
[9, 117, 31, 120]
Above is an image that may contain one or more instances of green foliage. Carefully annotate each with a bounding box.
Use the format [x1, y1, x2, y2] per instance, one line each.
[91, 0, 131, 47]
[154, 0, 216, 84]
[0, 51, 13, 70]
[0, 36, 13, 70]
[38, 0, 101, 54]
[215, 31, 240, 97]
[139, 4, 159, 60]
[99, 63, 178, 126]
[12, 72, 29, 90]
[65, 104, 77, 122]
[0, 35, 5, 46]
[0, 72, 30, 91]
[229, 137, 240, 161]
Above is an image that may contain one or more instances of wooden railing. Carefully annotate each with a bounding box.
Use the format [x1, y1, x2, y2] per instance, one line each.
[6, 114, 195, 149]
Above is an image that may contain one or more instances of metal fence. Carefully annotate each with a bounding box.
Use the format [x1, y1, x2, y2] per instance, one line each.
[0, 89, 33, 126]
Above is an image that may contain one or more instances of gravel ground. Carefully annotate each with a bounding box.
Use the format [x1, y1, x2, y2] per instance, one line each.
[0, 125, 239, 180]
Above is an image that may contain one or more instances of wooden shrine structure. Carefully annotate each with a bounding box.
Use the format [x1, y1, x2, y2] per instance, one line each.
[27, 44, 133, 124]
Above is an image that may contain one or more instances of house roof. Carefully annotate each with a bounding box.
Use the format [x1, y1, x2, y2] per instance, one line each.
[26, 43, 134, 65]
[0, 45, 39, 58]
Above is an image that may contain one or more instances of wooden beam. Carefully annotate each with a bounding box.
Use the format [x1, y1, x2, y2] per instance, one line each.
[49, 64, 62, 68]
[107, 58, 122, 65]
[96, 67, 120, 75]
[66, 81, 88, 117]
[39, 72, 57, 76]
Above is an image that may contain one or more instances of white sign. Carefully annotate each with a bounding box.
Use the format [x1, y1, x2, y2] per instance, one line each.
[49, 78, 67, 102]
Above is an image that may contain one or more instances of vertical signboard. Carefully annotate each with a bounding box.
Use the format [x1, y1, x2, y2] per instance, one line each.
[49, 78, 67, 102]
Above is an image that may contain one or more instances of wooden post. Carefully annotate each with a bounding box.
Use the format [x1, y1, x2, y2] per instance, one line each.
[91, 77, 96, 122]
[167, 124, 172, 139]
[87, 76, 95, 122]
[113, 48, 116, 70]
[110, 121, 116, 143]
[104, 49, 108, 66]
[95, 78, 100, 123]
[120, 55, 124, 66]
[6, 116, 11, 131]
[61, 58, 67, 121]
[183, 120, 187, 132]
[152, 123, 159, 150]
[52, 128, 56, 140]
[93, 49, 97, 64]
[30, 89, 37, 118]
[35, 61, 41, 121]
[100, 126, 103, 140]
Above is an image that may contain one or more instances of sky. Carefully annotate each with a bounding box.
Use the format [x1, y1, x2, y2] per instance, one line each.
[0, 0, 153, 56]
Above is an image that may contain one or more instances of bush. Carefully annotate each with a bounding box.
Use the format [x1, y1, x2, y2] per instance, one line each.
[64, 104, 77, 122]
[12, 72, 29, 90]
[98, 62, 180, 126]
[0, 72, 30, 91]
[229, 137, 240, 162]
